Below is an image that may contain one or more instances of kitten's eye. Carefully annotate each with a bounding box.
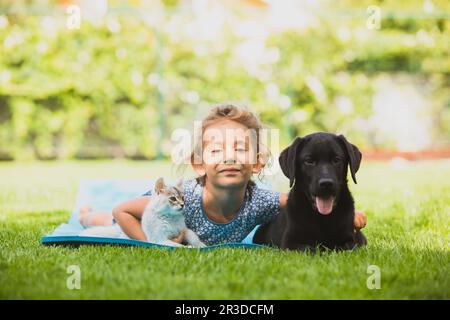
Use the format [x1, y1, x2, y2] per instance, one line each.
[169, 196, 176, 201]
[304, 158, 316, 166]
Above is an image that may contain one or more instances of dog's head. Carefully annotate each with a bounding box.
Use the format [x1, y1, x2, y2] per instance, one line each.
[279, 132, 361, 215]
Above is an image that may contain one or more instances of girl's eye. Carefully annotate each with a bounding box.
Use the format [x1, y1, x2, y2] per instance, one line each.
[304, 158, 316, 166]
[236, 148, 247, 152]
[211, 149, 222, 154]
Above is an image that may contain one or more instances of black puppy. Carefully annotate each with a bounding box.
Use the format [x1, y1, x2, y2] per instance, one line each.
[254, 132, 367, 251]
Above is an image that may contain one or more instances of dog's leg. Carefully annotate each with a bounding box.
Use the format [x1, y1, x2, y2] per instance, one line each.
[281, 231, 315, 252]
[354, 230, 367, 246]
[337, 241, 358, 251]
[283, 243, 317, 253]
[338, 233, 366, 250]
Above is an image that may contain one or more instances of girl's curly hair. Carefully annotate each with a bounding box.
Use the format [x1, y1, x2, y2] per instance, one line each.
[189, 102, 273, 190]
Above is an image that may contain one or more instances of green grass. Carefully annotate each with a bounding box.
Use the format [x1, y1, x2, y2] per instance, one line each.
[0, 160, 449, 299]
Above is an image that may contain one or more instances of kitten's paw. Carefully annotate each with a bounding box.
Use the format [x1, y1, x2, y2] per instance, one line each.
[160, 240, 185, 247]
[189, 242, 206, 248]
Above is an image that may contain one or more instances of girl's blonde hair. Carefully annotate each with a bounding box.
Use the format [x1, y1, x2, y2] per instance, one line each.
[189, 102, 272, 188]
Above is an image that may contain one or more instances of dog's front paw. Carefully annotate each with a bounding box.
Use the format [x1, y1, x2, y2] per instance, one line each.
[337, 241, 359, 251]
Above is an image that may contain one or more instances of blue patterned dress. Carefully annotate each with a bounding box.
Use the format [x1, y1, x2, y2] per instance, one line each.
[142, 179, 280, 245]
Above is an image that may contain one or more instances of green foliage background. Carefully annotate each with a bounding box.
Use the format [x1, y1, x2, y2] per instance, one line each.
[0, 0, 449, 160]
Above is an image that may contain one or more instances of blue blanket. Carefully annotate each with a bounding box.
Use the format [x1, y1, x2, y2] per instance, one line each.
[41, 179, 265, 250]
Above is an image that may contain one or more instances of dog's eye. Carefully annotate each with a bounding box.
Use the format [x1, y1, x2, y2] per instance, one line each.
[332, 157, 341, 165]
[304, 158, 316, 166]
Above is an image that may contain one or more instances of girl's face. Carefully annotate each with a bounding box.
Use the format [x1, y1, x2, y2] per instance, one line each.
[193, 119, 262, 189]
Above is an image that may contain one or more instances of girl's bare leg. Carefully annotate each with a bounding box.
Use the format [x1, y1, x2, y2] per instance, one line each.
[79, 205, 114, 227]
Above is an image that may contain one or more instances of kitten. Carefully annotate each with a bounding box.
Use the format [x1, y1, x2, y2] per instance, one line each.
[141, 178, 205, 247]
[79, 178, 206, 248]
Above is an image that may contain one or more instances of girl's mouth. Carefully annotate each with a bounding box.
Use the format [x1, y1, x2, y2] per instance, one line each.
[219, 168, 241, 174]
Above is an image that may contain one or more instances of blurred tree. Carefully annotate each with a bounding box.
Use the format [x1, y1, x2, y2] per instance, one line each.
[0, 0, 448, 159]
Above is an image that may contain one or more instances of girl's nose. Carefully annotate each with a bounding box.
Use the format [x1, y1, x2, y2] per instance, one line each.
[223, 144, 237, 164]
[224, 158, 236, 164]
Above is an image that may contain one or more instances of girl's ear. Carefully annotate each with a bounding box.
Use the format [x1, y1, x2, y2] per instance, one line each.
[251, 152, 265, 174]
[251, 159, 263, 174]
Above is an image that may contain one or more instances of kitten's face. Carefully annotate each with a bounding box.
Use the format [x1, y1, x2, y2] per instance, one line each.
[154, 178, 185, 214]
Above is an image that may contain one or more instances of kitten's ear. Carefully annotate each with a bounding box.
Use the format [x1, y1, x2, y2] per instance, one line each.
[175, 178, 184, 193]
[155, 178, 166, 194]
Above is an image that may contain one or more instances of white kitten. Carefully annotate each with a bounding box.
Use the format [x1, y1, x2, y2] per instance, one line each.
[79, 178, 205, 248]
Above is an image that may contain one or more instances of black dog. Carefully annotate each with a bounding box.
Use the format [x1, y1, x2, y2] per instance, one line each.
[254, 132, 367, 251]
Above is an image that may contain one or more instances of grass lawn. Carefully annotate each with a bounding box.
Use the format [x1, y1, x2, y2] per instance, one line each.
[0, 160, 449, 299]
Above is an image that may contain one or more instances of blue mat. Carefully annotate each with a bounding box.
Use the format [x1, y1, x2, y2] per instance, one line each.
[41, 179, 267, 250]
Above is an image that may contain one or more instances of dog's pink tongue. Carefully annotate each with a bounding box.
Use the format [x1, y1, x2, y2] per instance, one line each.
[315, 196, 334, 215]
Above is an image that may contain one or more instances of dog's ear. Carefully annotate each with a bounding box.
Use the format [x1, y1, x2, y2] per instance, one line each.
[279, 137, 304, 188]
[337, 135, 362, 184]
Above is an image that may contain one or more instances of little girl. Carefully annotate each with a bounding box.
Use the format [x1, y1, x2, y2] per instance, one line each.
[79, 103, 367, 245]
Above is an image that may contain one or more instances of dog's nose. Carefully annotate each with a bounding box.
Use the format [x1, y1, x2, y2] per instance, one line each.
[319, 178, 334, 189]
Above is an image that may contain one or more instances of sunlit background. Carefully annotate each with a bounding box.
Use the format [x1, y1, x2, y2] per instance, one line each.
[0, 1, 449, 301]
[0, 0, 449, 161]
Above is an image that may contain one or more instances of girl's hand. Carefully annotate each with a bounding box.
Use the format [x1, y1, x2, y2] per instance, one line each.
[170, 229, 186, 244]
[354, 209, 367, 230]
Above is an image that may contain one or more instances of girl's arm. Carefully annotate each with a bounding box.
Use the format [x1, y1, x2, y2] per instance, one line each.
[112, 197, 151, 241]
[112, 197, 186, 243]
[278, 193, 367, 230]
